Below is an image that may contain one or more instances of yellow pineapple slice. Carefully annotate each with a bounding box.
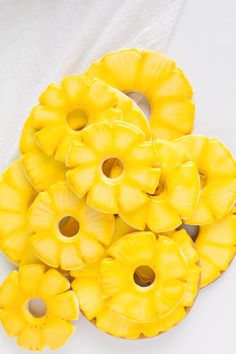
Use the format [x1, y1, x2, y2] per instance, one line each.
[28, 182, 115, 270]
[22, 75, 150, 163]
[0, 160, 39, 265]
[171, 210, 236, 287]
[66, 120, 160, 215]
[196, 212, 236, 287]
[86, 48, 195, 140]
[72, 230, 200, 339]
[0, 264, 79, 351]
[175, 135, 236, 224]
[120, 139, 200, 232]
[20, 121, 67, 191]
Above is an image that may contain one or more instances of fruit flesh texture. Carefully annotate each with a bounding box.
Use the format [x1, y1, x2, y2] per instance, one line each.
[195, 212, 236, 287]
[119, 139, 200, 232]
[86, 48, 195, 140]
[175, 135, 236, 225]
[20, 122, 67, 191]
[0, 264, 79, 351]
[66, 120, 161, 215]
[22, 75, 151, 164]
[168, 210, 236, 287]
[0, 160, 39, 265]
[72, 229, 200, 339]
[28, 182, 115, 271]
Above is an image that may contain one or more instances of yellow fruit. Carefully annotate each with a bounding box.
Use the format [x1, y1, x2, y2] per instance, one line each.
[66, 120, 160, 215]
[86, 48, 195, 140]
[195, 212, 236, 287]
[22, 75, 150, 163]
[72, 230, 200, 339]
[0, 160, 39, 265]
[120, 139, 200, 232]
[175, 135, 236, 224]
[20, 121, 67, 191]
[0, 264, 79, 351]
[70, 216, 136, 279]
[168, 209, 236, 287]
[28, 182, 115, 270]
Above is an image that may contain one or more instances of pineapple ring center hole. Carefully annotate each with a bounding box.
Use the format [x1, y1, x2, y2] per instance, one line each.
[67, 109, 88, 131]
[181, 224, 200, 242]
[28, 298, 47, 318]
[58, 216, 80, 237]
[125, 91, 151, 120]
[133, 265, 156, 287]
[102, 157, 125, 180]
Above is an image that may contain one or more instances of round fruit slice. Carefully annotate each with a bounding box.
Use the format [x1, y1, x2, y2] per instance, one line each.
[120, 139, 200, 232]
[22, 75, 150, 163]
[0, 160, 39, 265]
[28, 182, 115, 270]
[72, 230, 200, 339]
[178, 210, 236, 287]
[0, 264, 79, 351]
[66, 120, 160, 215]
[86, 48, 195, 140]
[20, 122, 67, 192]
[175, 135, 236, 224]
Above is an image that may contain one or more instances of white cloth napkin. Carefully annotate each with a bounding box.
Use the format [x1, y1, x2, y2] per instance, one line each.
[0, 0, 184, 171]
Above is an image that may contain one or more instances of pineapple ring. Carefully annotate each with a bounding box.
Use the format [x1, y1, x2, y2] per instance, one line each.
[28, 182, 115, 270]
[66, 120, 161, 215]
[22, 74, 150, 163]
[0, 264, 79, 351]
[72, 230, 200, 339]
[86, 48, 195, 140]
[20, 122, 67, 192]
[119, 139, 200, 232]
[0, 160, 39, 265]
[175, 135, 236, 224]
[178, 210, 236, 288]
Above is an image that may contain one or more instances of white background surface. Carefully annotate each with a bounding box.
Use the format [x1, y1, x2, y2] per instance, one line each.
[0, 0, 236, 353]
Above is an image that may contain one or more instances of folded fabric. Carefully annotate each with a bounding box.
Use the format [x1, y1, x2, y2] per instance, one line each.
[0, 0, 183, 171]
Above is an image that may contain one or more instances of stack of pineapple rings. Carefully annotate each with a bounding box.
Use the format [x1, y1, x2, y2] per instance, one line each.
[0, 48, 236, 351]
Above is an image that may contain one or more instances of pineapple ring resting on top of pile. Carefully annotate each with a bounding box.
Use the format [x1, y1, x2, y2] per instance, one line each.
[0, 264, 79, 351]
[0, 160, 38, 265]
[72, 230, 200, 339]
[20, 122, 67, 192]
[22, 74, 150, 163]
[28, 182, 115, 270]
[175, 135, 236, 224]
[86, 48, 195, 140]
[66, 120, 161, 215]
[120, 139, 200, 232]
